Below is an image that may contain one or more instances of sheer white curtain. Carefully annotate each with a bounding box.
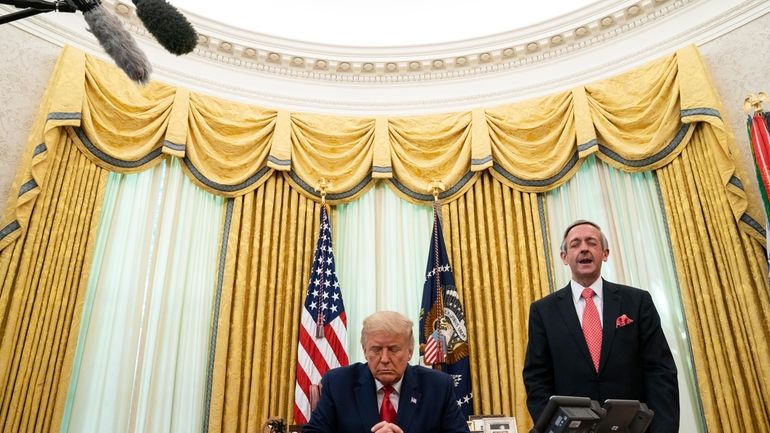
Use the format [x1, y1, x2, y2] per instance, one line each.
[334, 183, 433, 364]
[60, 159, 224, 433]
[546, 156, 705, 433]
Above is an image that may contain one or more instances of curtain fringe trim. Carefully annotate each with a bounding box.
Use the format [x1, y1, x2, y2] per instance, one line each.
[728, 176, 744, 190]
[182, 157, 272, 194]
[390, 170, 476, 202]
[47, 112, 81, 121]
[17, 179, 38, 197]
[203, 198, 234, 433]
[740, 213, 767, 238]
[162, 140, 186, 152]
[538, 194, 556, 292]
[599, 123, 691, 168]
[33, 143, 48, 157]
[681, 108, 721, 119]
[0, 220, 20, 243]
[287, 170, 372, 201]
[75, 127, 163, 169]
[493, 152, 580, 189]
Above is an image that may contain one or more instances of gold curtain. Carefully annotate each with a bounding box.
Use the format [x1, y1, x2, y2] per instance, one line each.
[285, 113, 377, 202]
[206, 175, 322, 432]
[0, 133, 108, 433]
[8, 45, 759, 238]
[1, 42, 768, 433]
[657, 124, 770, 433]
[441, 172, 551, 433]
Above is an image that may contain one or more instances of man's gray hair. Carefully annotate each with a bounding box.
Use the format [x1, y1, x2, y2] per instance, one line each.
[360, 311, 414, 348]
[560, 219, 609, 253]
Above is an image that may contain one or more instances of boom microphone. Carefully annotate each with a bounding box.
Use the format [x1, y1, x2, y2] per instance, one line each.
[0, 0, 152, 83]
[132, 0, 197, 55]
[73, 0, 152, 84]
[1, 0, 197, 82]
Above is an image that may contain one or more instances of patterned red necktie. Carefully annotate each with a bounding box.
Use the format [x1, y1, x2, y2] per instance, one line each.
[380, 385, 397, 423]
[581, 287, 602, 372]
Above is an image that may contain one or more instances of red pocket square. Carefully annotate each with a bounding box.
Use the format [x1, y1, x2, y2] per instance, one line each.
[616, 314, 634, 328]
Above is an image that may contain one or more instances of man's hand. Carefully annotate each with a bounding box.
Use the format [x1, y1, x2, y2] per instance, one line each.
[371, 421, 404, 433]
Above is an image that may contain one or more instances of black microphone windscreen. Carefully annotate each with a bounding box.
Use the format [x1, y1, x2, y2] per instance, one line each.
[134, 0, 197, 56]
[83, 6, 152, 84]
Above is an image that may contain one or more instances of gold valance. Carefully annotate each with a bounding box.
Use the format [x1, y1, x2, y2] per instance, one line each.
[0, 44, 763, 251]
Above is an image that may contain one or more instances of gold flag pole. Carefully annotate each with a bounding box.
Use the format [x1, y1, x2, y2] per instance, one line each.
[313, 177, 332, 338]
[428, 179, 447, 367]
[429, 179, 445, 214]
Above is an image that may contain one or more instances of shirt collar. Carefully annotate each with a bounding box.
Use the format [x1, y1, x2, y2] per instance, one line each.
[375, 376, 404, 395]
[570, 277, 603, 303]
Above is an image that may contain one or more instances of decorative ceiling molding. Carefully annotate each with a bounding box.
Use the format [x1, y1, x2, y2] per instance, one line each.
[2, 0, 769, 114]
[117, 0, 690, 83]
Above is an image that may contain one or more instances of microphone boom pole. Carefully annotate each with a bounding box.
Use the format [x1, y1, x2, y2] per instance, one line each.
[0, 0, 76, 25]
[1, 0, 152, 84]
[1, 0, 199, 82]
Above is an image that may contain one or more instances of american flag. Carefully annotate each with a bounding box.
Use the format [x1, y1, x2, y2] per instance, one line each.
[424, 329, 446, 364]
[294, 205, 348, 424]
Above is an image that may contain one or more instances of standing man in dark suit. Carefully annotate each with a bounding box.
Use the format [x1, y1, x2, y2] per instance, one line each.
[523, 220, 679, 433]
[303, 310, 470, 433]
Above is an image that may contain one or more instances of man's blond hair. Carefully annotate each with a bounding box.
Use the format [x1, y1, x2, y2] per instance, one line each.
[360, 311, 414, 348]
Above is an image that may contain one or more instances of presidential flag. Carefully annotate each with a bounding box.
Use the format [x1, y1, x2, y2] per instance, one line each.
[294, 205, 348, 424]
[418, 207, 473, 416]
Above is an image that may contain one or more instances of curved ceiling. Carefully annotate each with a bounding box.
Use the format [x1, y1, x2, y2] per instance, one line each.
[4, 0, 768, 114]
[179, 0, 598, 47]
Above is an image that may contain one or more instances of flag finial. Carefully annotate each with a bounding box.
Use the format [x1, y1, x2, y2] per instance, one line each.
[315, 177, 332, 204]
[429, 179, 445, 203]
[744, 92, 768, 114]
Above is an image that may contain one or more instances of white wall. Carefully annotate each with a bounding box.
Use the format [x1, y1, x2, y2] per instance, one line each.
[699, 12, 770, 215]
[0, 24, 59, 206]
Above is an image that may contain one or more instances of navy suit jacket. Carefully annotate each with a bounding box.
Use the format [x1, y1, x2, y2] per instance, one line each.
[522, 280, 679, 433]
[303, 363, 470, 433]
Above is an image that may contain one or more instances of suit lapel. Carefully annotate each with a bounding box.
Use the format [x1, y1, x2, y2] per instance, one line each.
[555, 285, 594, 371]
[599, 280, 620, 373]
[395, 366, 421, 433]
[354, 365, 381, 431]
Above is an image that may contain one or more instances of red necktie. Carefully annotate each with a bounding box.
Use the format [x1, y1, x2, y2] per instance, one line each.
[581, 288, 602, 372]
[380, 385, 397, 423]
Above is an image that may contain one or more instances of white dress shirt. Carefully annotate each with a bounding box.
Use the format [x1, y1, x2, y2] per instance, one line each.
[375, 377, 403, 412]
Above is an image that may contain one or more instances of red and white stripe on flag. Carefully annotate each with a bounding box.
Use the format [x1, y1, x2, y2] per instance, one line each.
[293, 206, 349, 424]
[423, 330, 445, 365]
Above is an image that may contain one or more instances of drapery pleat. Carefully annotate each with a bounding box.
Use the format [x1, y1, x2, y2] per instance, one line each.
[5, 44, 760, 247]
[0, 134, 107, 433]
[285, 113, 376, 203]
[206, 174, 321, 433]
[387, 111, 479, 202]
[584, 53, 686, 169]
[657, 124, 770, 433]
[184, 93, 277, 195]
[440, 172, 550, 433]
[80, 56, 176, 168]
[487, 91, 579, 192]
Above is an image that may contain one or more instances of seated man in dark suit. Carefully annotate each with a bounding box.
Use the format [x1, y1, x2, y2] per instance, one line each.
[303, 311, 470, 433]
[523, 220, 679, 433]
